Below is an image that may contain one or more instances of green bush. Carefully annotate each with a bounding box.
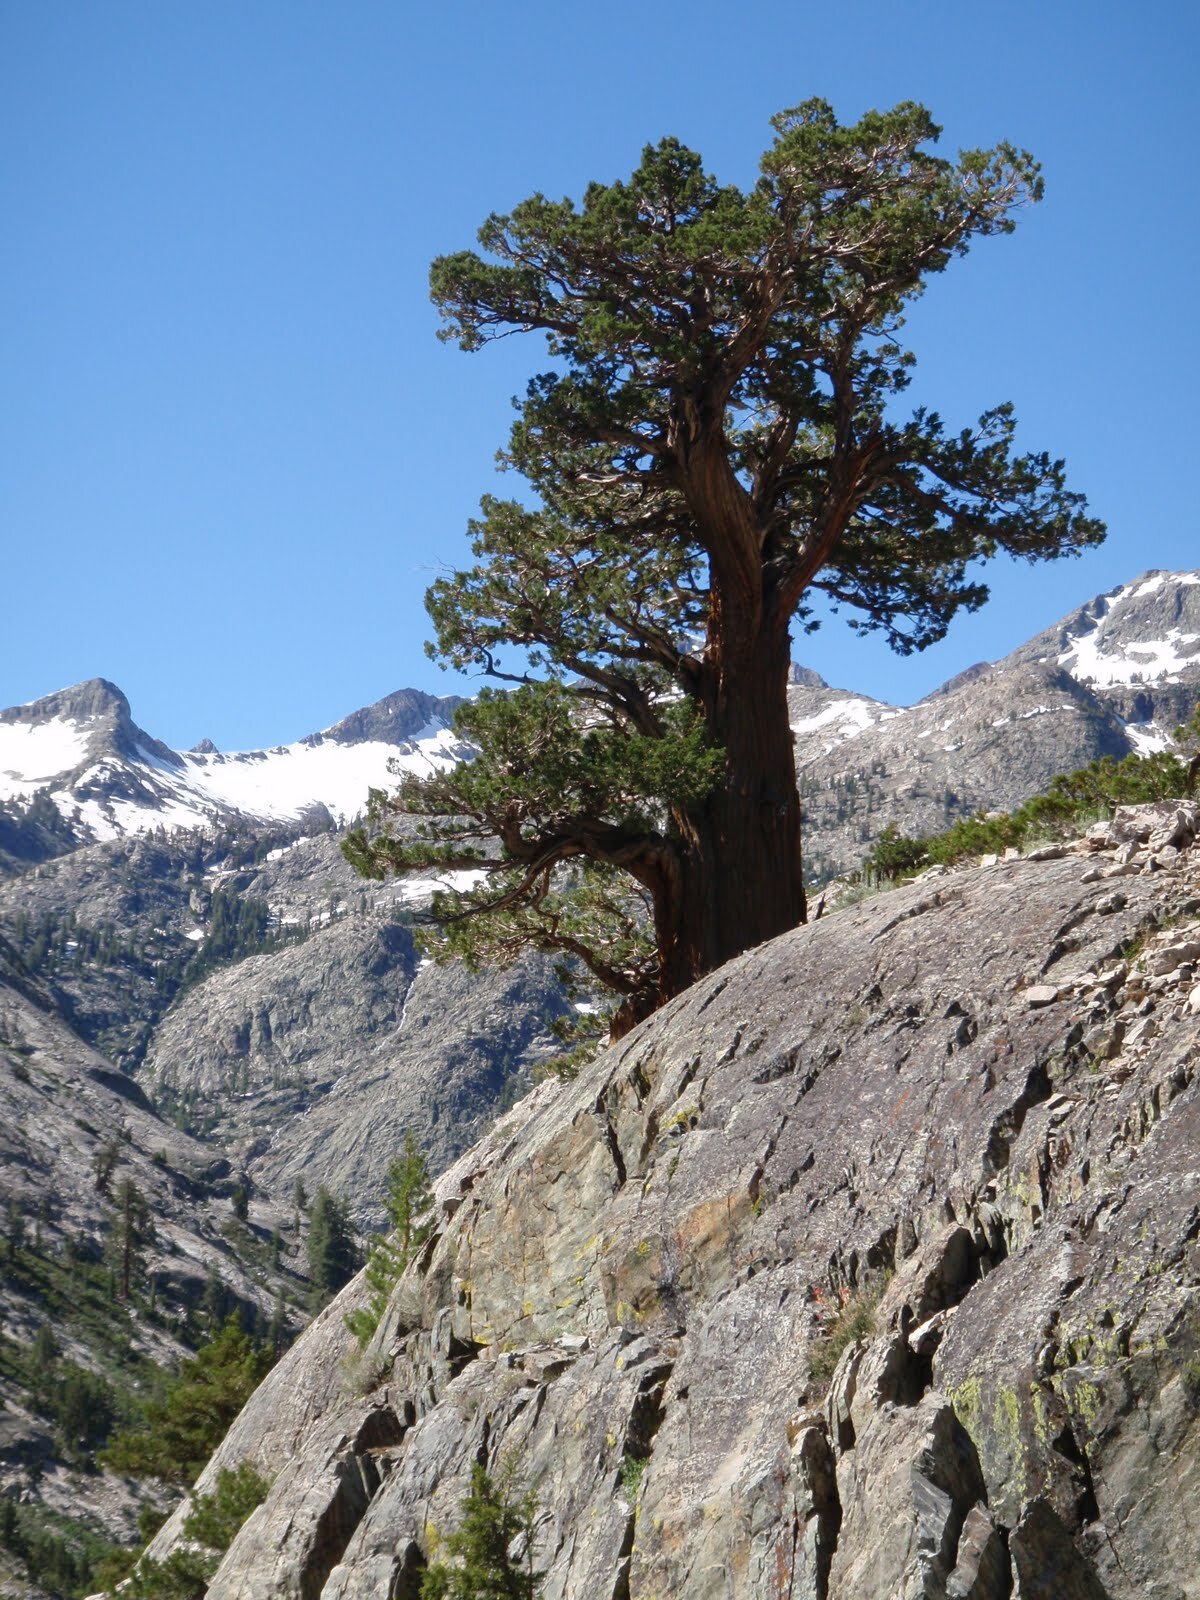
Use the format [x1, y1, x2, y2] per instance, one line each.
[856, 706, 1200, 885]
[102, 1316, 274, 1487]
[421, 1462, 541, 1600]
[101, 1462, 270, 1600]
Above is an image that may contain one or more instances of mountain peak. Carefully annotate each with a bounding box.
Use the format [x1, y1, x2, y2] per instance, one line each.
[320, 687, 463, 747]
[3, 677, 132, 728]
[1006, 567, 1200, 692]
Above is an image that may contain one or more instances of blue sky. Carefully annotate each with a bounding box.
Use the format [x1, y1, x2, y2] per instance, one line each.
[2, 1, 1196, 749]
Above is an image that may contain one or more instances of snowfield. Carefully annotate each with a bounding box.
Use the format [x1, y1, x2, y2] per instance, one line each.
[0, 715, 91, 794]
[0, 715, 471, 842]
[1045, 572, 1200, 687]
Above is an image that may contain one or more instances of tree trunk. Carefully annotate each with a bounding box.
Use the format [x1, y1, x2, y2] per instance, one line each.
[707, 603, 808, 961]
[642, 600, 806, 1028]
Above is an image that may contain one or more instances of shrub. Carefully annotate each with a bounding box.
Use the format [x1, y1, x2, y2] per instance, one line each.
[421, 1462, 541, 1600]
[103, 1462, 270, 1600]
[809, 1279, 889, 1387]
[854, 705, 1200, 886]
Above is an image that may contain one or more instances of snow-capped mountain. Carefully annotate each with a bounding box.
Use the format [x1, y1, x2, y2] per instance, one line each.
[1006, 568, 1200, 742]
[784, 568, 1200, 880]
[0, 679, 468, 841]
[3, 569, 1198, 858]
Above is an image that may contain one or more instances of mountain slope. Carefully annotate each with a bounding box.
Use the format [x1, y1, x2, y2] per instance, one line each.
[789, 568, 1200, 880]
[1007, 568, 1200, 735]
[0, 939, 303, 1546]
[154, 797, 1200, 1600]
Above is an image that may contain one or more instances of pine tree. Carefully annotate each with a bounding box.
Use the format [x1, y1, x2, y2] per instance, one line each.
[305, 1187, 358, 1309]
[102, 1316, 274, 1487]
[110, 1177, 155, 1301]
[385, 1131, 434, 1263]
[346, 98, 1103, 1036]
[345, 1132, 434, 1347]
[421, 1462, 541, 1600]
[5, 1197, 25, 1264]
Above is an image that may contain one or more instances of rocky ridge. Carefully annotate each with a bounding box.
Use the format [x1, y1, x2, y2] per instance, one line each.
[788, 570, 1200, 881]
[146, 797, 1200, 1600]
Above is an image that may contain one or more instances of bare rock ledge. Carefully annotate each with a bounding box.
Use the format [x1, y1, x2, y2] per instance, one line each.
[146, 807, 1200, 1599]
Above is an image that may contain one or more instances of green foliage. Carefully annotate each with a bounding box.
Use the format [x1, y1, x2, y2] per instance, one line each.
[859, 824, 933, 884]
[0, 1500, 119, 1600]
[106, 1463, 270, 1600]
[809, 1279, 889, 1386]
[6, 1195, 25, 1260]
[349, 98, 1102, 1029]
[345, 1132, 434, 1348]
[50, 1360, 118, 1463]
[857, 707, 1200, 884]
[175, 1461, 270, 1558]
[102, 1316, 274, 1487]
[306, 1187, 359, 1310]
[620, 1453, 648, 1499]
[178, 886, 296, 992]
[420, 1462, 541, 1600]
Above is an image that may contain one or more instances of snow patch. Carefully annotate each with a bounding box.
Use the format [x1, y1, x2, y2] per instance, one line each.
[790, 695, 895, 755]
[1130, 574, 1169, 599]
[1060, 627, 1200, 686]
[1, 718, 473, 842]
[0, 716, 90, 796]
[791, 698, 876, 736]
[392, 868, 488, 904]
[1122, 721, 1172, 756]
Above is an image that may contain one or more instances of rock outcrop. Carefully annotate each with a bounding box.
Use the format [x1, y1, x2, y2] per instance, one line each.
[151, 801, 1200, 1599]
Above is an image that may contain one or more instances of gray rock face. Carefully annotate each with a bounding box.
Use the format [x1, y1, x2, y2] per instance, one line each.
[791, 659, 1133, 882]
[158, 801, 1200, 1599]
[1005, 568, 1200, 740]
[789, 567, 1200, 881]
[0, 823, 572, 1218]
[320, 689, 461, 747]
[144, 912, 570, 1220]
[0, 679, 182, 774]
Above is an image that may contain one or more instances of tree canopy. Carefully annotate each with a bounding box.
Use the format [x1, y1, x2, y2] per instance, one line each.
[345, 98, 1103, 1036]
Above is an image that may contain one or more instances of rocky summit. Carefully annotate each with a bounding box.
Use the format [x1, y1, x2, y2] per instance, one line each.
[149, 798, 1200, 1600]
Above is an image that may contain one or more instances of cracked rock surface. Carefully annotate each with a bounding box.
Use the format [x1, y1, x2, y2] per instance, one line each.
[151, 804, 1200, 1598]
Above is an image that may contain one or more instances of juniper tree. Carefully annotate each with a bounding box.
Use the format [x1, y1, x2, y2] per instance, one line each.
[346, 99, 1103, 1035]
